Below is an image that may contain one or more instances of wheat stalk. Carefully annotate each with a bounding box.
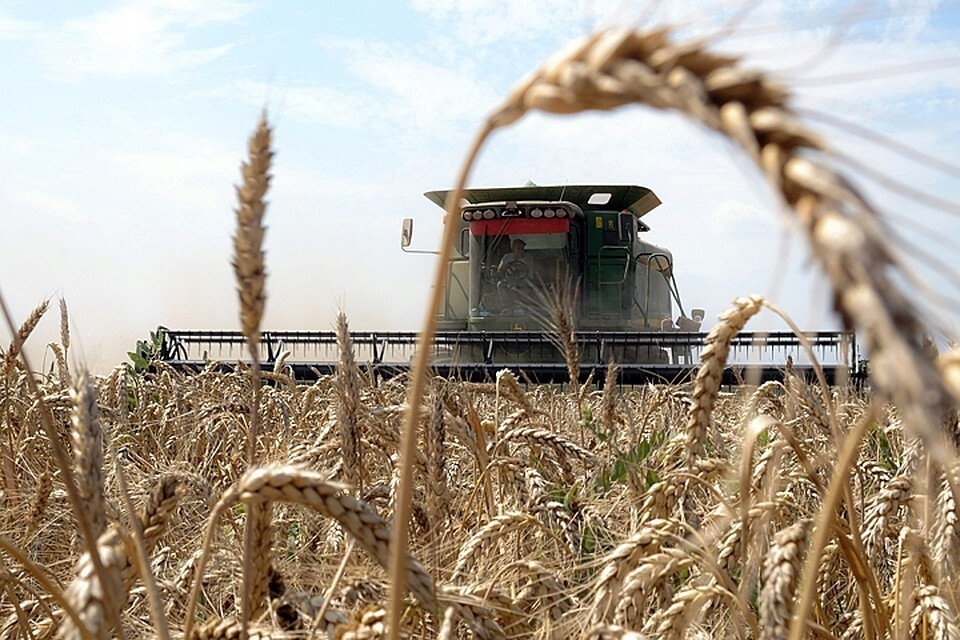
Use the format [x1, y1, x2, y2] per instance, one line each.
[479, 30, 954, 474]
[232, 111, 273, 640]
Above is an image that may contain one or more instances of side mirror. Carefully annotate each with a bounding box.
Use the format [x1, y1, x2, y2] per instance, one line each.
[400, 218, 439, 255]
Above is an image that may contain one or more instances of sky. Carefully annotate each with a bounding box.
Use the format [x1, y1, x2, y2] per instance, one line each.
[1, 0, 959, 373]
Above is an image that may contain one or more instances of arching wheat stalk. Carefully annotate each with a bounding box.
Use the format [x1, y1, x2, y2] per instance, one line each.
[487, 28, 958, 463]
[391, 24, 960, 639]
[233, 111, 273, 640]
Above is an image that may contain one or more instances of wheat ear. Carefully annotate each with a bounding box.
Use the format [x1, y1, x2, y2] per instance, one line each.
[335, 311, 362, 493]
[451, 512, 549, 581]
[494, 425, 595, 465]
[25, 467, 53, 538]
[759, 519, 812, 640]
[1, 299, 49, 376]
[233, 111, 270, 351]
[642, 582, 731, 640]
[190, 617, 275, 640]
[245, 502, 274, 618]
[58, 297, 71, 385]
[58, 475, 185, 640]
[591, 519, 672, 623]
[70, 371, 106, 543]
[685, 296, 764, 464]
[184, 463, 435, 640]
[863, 475, 913, 562]
[910, 585, 960, 640]
[613, 546, 696, 629]
[933, 474, 959, 574]
[425, 386, 449, 523]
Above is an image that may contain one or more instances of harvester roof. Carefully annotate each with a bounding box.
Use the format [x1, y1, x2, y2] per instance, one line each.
[424, 184, 661, 217]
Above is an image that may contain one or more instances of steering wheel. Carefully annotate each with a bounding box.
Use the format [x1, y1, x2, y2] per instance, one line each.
[502, 259, 529, 286]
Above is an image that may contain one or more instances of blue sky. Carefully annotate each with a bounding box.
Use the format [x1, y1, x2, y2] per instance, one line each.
[1, 0, 959, 372]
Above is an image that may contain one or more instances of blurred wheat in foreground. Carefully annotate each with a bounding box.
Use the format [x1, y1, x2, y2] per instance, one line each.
[3, 18, 960, 640]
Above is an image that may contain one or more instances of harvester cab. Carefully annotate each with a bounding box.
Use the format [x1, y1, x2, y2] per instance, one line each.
[408, 184, 703, 335]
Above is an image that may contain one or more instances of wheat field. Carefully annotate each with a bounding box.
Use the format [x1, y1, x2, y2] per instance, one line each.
[2, 15, 960, 640]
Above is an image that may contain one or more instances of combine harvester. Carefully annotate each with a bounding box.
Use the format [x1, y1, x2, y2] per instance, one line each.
[159, 184, 858, 384]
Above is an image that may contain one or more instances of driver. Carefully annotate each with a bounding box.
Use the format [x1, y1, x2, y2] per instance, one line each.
[497, 238, 533, 288]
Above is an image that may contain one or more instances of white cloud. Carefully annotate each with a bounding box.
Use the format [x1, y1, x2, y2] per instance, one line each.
[111, 147, 236, 210]
[0, 9, 37, 40]
[231, 40, 501, 140]
[709, 198, 776, 235]
[7, 189, 84, 223]
[32, 0, 255, 79]
[231, 80, 377, 129]
[410, 0, 625, 46]
[340, 41, 499, 129]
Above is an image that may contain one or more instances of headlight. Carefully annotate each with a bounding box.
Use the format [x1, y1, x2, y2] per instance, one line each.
[530, 208, 543, 218]
[544, 208, 556, 218]
[461, 212, 472, 221]
[483, 209, 496, 219]
[556, 208, 568, 218]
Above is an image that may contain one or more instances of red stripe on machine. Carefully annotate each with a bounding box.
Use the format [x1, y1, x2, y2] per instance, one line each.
[470, 218, 569, 235]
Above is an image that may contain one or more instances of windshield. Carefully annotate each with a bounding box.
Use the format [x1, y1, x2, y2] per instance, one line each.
[469, 231, 572, 319]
